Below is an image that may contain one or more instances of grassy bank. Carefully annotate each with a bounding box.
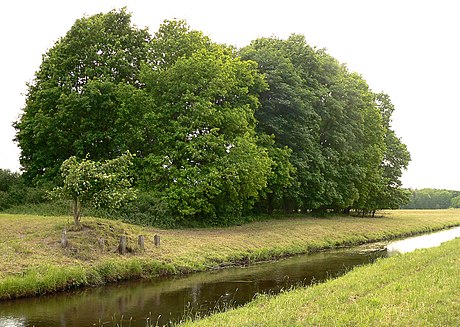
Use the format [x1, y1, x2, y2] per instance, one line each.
[180, 235, 460, 326]
[0, 209, 460, 300]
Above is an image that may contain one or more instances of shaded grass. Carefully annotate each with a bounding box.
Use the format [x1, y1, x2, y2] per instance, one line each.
[179, 236, 460, 327]
[0, 209, 460, 300]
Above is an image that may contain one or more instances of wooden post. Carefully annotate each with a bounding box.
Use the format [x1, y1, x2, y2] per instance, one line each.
[154, 234, 160, 247]
[119, 235, 127, 255]
[61, 229, 68, 248]
[98, 238, 105, 253]
[138, 235, 145, 251]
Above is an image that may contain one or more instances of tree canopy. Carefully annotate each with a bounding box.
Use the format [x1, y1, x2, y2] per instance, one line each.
[240, 35, 409, 214]
[14, 9, 411, 225]
[139, 20, 272, 223]
[14, 8, 150, 184]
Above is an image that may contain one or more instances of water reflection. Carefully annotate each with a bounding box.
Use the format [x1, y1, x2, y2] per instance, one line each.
[0, 247, 384, 327]
[386, 226, 460, 254]
[0, 317, 26, 327]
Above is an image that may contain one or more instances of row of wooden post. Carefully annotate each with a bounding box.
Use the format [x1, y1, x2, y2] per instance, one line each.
[117, 234, 160, 254]
[61, 229, 160, 254]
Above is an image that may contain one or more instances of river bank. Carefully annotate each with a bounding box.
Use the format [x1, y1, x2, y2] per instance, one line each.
[180, 234, 460, 326]
[1, 209, 460, 300]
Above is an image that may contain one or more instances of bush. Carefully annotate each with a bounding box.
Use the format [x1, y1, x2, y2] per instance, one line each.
[0, 169, 47, 211]
[89, 191, 177, 228]
[2, 183, 266, 229]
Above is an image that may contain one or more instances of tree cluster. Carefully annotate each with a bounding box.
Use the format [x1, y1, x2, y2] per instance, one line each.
[240, 37, 411, 215]
[402, 189, 460, 209]
[14, 9, 411, 225]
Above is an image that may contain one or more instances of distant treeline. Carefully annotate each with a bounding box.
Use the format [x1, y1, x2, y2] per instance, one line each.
[401, 189, 460, 209]
[10, 9, 410, 226]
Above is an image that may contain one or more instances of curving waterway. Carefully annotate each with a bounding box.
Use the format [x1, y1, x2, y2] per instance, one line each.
[386, 226, 460, 254]
[1, 227, 459, 327]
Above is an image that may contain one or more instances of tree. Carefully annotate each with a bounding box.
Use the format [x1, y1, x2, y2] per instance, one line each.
[14, 8, 150, 185]
[370, 92, 411, 209]
[14, 9, 411, 224]
[241, 35, 390, 213]
[139, 20, 271, 224]
[451, 194, 460, 208]
[148, 19, 213, 69]
[0, 169, 21, 210]
[403, 188, 457, 209]
[51, 152, 136, 226]
[341, 73, 386, 214]
[240, 36, 323, 212]
[255, 134, 295, 215]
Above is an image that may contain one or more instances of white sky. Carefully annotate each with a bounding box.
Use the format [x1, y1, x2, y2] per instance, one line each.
[1, 0, 459, 190]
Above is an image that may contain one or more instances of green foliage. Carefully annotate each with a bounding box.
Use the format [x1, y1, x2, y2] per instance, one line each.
[14, 8, 150, 184]
[13, 9, 411, 226]
[50, 151, 137, 225]
[139, 20, 271, 224]
[93, 191, 177, 228]
[402, 188, 460, 209]
[0, 169, 45, 211]
[0, 169, 19, 192]
[451, 194, 460, 208]
[366, 92, 411, 210]
[255, 135, 295, 214]
[2, 199, 72, 216]
[241, 35, 405, 214]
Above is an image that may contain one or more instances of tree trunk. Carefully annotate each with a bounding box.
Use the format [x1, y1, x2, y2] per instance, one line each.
[283, 195, 290, 214]
[267, 193, 274, 215]
[73, 197, 82, 226]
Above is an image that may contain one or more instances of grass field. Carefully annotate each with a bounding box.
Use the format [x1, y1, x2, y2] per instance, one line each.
[1, 209, 460, 300]
[179, 235, 460, 326]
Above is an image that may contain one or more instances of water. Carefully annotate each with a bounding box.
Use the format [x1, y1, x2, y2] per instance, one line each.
[386, 226, 460, 254]
[0, 245, 385, 327]
[1, 227, 459, 327]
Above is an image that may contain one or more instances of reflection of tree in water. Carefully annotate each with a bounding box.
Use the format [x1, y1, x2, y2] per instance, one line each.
[191, 283, 200, 306]
[0, 317, 26, 327]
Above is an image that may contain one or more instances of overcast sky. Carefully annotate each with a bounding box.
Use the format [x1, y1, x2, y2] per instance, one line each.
[1, 0, 459, 190]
